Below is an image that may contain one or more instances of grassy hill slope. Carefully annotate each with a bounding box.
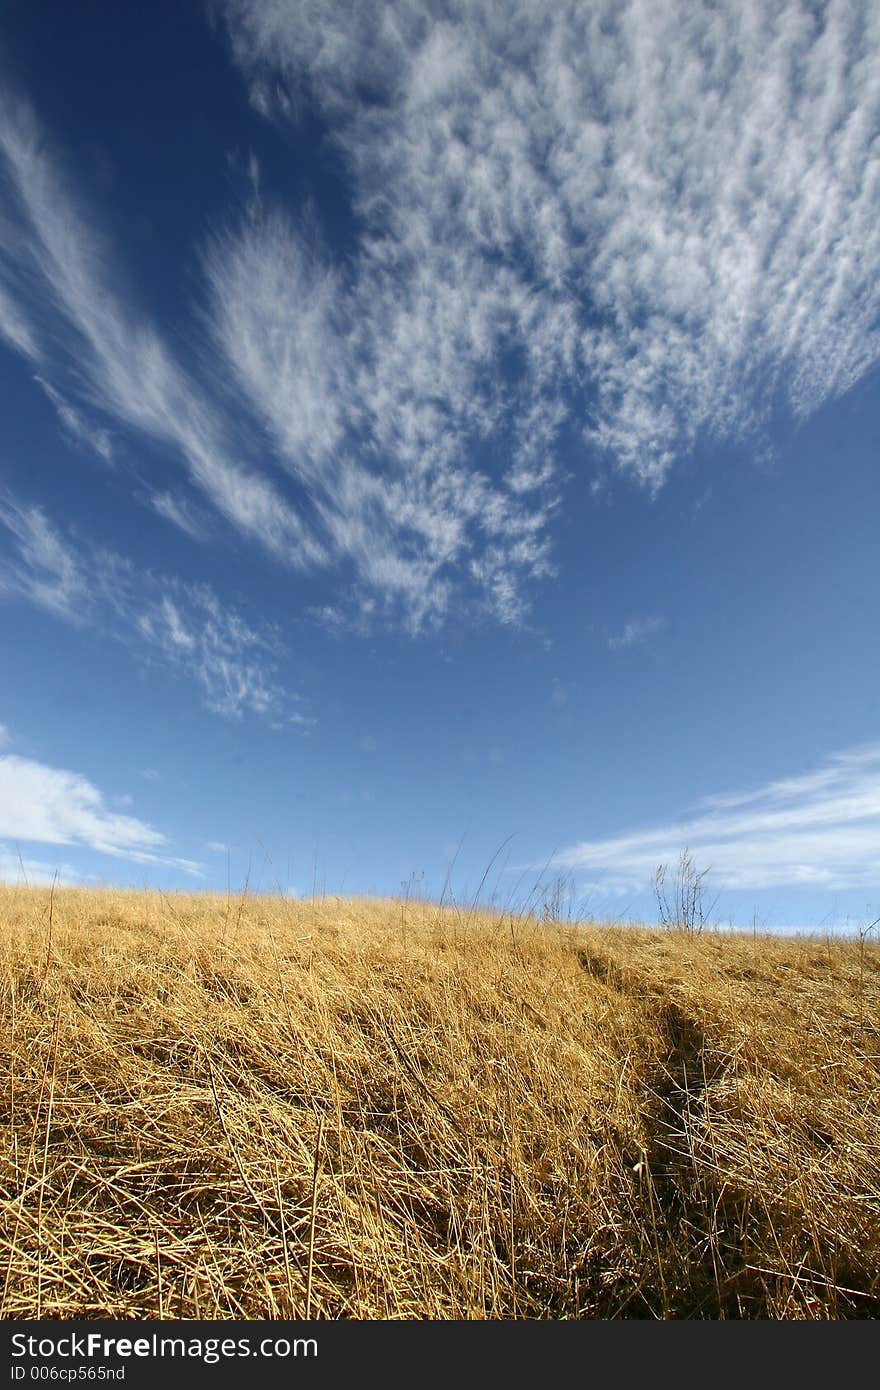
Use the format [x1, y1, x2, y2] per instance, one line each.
[1, 887, 878, 1319]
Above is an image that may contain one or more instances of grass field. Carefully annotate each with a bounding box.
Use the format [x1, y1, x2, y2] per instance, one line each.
[1, 885, 878, 1319]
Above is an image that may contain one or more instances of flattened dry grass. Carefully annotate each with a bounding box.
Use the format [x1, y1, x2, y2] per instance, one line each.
[1, 886, 878, 1319]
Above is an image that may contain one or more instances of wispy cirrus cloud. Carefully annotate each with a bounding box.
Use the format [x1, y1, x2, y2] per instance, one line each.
[607, 616, 666, 651]
[219, 0, 880, 495]
[0, 753, 201, 874]
[135, 589, 285, 721]
[150, 491, 208, 541]
[0, 81, 549, 628]
[0, 491, 292, 722]
[34, 376, 113, 462]
[0, 279, 39, 359]
[204, 209, 555, 628]
[3, 2, 880, 633]
[0, 491, 87, 620]
[552, 743, 880, 894]
[0, 90, 324, 567]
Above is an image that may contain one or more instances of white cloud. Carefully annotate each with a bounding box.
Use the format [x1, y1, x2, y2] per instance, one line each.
[0, 492, 290, 721]
[607, 615, 666, 650]
[286, 711, 315, 732]
[4, 4, 880, 632]
[135, 586, 285, 720]
[0, 753, 201, 873]
[0, 490, 87, 620]
[553, 742, 880, 893]
[219, 0, 880, 499]
[2, 81, 542, 628]
[206, 841, 229, 854]
[0, 725, 9, 747]
[308, 603, 345, 632]
[0, 90, 324, 566]
[34, 376, 113, 462]
[151, 491, 207, 541]
[205, 211, 555, 628]
[0, 280, 39, 359]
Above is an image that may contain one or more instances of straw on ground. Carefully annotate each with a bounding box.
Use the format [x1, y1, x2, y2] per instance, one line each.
[1, 886, 878, 1319]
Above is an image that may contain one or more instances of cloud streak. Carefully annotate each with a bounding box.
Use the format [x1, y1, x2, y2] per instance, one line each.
[3, 3, 880, 630]
[219, 0, 880, 493]
[0, 491, 291, 721]
[0, 753, 201, 874]
[553, 743, 880, 893]
[608, 616, 666, 650]
[205, 207, 556, 627]
[34, 376, 113, 462]
[150, 491, 207, 541]
[0, 491, 87, 620]
[0, 81, 550, 627]
[0, 90, 324, 566]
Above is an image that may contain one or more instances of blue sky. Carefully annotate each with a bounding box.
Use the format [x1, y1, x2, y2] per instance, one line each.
[1, 0, 879, 932]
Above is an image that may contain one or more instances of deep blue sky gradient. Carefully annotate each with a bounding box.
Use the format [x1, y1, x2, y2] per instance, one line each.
[2, 1, 879, 931]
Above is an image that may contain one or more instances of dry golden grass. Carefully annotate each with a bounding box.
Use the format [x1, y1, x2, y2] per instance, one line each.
[1, 885, 878, 1319]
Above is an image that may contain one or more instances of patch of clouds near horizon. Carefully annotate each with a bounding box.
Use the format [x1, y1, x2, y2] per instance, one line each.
[551, 743, 880, 894]
[0, 844, 84, 886]
[0, 753, 202, 874]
